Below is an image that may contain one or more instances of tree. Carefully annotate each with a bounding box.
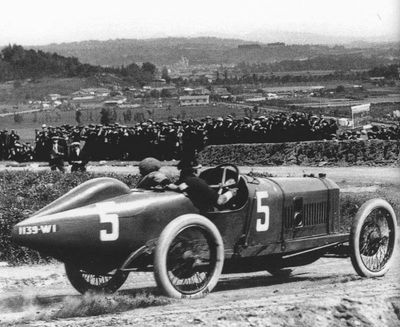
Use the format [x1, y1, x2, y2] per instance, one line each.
[215, 71, 220, 83]
[13, 113, 23, 123]
[75, 109, 82, 124]
[134, 112, 145, 123]
[123, 109, 132, 122]
[160, 88, 171, 98]
[100, 108, 115, 125]
[336, 85, 345, 93]
[150, 89, 160, 98]
[142, 62, 156, 75]
[161, 67, 171, 83]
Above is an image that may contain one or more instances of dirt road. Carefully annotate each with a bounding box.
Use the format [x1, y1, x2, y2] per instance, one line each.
[1, 162, 400, 185]
[0, 254, 399, 326]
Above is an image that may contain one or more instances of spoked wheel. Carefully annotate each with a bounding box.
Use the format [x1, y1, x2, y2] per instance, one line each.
[350, 199, 398, 277]
[65, 263, 129, 294]
[154, 214, 224, 298]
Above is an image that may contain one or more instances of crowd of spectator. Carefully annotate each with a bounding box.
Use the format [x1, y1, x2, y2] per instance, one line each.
[0, 112, 399, 164]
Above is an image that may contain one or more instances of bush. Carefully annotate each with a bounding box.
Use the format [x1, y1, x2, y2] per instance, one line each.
[199, 140, 400, 166]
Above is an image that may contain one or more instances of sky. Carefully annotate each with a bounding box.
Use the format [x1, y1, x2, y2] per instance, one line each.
[0, 0, 399, 45]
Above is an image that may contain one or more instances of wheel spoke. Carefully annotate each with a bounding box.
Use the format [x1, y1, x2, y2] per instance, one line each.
[359, 207, 395, 272]
[166, 225, 216, 295]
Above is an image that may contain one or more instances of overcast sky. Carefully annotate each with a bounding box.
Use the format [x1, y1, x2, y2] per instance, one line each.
[0, 0, 399, 45]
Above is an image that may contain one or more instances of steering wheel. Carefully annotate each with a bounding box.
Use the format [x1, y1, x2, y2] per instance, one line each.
[209, 164, 240, 195]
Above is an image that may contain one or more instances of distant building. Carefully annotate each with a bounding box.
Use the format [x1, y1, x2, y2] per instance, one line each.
[193, 88, 211, 95]
[183, 87, 195, 95]
[103, 96, 127, 106]
[266, 93, 279, 100]
[212, 87, 231, 97]
[72, 88, 110, 98]
[245, 97, 266, 103]
[262, 85, 324, 95]
[149, 79, 167, 88]
[80, 88, 110, 97]
[48, 94, 61, 101]
[183, 87, 211, 96]
[72, 95, 95, 101]
[179, 95, 210, 106]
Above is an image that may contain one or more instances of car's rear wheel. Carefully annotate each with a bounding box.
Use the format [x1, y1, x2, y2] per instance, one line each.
[154, 214, 224, 298]
[350, 199, 398, 277]
[65, 263, 129, 294]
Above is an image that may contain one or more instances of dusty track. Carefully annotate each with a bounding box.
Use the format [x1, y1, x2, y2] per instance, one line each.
[0, 165, 399, 326]
[0, 255, 399, 326]
[1, 162, 400, 185]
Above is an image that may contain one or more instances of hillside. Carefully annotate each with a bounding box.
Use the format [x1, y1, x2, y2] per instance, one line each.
[30, 37, 400, 67]
[0, 45, 157, 85]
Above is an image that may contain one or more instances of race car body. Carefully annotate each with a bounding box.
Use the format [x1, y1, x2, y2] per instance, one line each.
[12, 164, 398, 298]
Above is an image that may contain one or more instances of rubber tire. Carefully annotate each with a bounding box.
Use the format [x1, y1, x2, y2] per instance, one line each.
[65, 263, 129, 294]
[154, 214, 224, 298]
[350, 198, 398, 277]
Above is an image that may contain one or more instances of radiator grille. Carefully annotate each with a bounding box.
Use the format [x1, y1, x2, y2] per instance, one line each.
[284, 201, 328, 228]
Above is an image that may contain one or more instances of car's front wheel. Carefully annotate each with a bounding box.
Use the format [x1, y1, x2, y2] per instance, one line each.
[154, 214, 224, 298]
[350, 198, 398, 277]
[65, 263, 129, 294]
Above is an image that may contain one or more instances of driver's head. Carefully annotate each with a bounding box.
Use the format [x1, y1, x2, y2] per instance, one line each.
[180, 167, 199, 178]
[177, 156, 202, 178]
[139, 157, 162, 176]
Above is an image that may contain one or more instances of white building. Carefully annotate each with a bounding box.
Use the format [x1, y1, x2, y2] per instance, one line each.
[179, 95, 210, 106]
[103, 96, 127, 106]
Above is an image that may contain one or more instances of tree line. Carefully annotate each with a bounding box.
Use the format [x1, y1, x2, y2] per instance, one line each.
[0, 44, 157, 85]
[236, 54, 399, 74]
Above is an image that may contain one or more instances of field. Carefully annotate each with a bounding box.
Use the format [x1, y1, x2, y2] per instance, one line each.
[0, 165, 399, 326]
[0, 78, 92, 105]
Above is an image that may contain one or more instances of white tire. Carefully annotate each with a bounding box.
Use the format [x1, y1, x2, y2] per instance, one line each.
[154, 214, 224, 298]
[350, 198, 398, 277]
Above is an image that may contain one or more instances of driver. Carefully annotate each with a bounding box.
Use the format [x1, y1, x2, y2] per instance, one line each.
[168, 157, 237, 211]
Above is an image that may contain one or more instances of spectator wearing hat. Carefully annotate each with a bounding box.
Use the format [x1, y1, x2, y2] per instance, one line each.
[49, 136, 65, 172]
[69, 142, 88, 172]
[0, 130, 9, 160]
[9, 142, 24, 162]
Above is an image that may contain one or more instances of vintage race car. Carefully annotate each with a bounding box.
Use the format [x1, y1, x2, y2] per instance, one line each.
[12, 164, 398, 298]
